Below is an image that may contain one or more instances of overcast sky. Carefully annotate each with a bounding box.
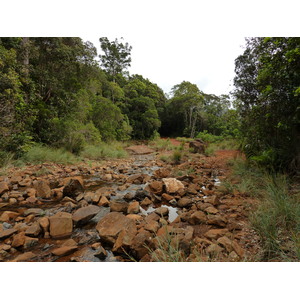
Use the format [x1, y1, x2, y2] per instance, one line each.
[3, 0, 298, 98]
[83, 35, 247, 96]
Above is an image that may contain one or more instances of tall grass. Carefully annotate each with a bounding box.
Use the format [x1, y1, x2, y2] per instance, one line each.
[149, 138, 175, 151]
[22, 145, 78, 164]
[81, 142, 128, 160]
[229, 157, 300, 261]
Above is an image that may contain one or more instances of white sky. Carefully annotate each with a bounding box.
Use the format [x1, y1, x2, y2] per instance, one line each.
[2, 0, 299, 97]
[83, 35, 247, 97]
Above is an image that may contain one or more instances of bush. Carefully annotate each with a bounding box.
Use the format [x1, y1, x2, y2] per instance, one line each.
[196, 131, 224, 143]
[172, 150, 182, 164]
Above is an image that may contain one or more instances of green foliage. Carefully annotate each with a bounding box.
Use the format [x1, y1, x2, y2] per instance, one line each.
[196, 130, 223, 143]
[99, 37, 132, 81]
[234, 37, 300, 172]
[92, 97, 132, 141]
[172, 150, 182, 164]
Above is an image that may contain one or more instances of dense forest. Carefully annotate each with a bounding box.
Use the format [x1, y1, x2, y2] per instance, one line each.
[0, 37, 299, 173]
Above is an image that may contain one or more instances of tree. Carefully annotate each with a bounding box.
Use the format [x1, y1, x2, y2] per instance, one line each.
[233, 37, 300, 172]
[99, 37, 132, 82]
[162, 81, 205, 137]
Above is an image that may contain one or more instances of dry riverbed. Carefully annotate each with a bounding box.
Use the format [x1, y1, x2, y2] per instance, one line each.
[0, 143, 261, 262]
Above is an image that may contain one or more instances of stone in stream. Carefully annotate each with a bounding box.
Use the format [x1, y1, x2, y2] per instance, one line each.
[51, 246, 78, 257]
[11, 251, 37, 262]
[25, 222, 42, 237]
[0, 228, 18, 239]
[23, 208, 44, 217]
[154, 207, 169, 217]
[177, 197, 193, 208]
[109, 200, 129, 213]
[188, 211, 207, 225]
[49, 212, 73, 239]
[63, 177, 84, 198]
[38, 217, 50, 233]
[130, 229, 153, 260]
[96, 212, 137, 245]
[127, 201, 140, 214]
[33, 179, 51, 198]
[204, 228, 229, 240]
[0, 182, 9, 196]
[0, 211, 20, 222]
[148, 181, 163, 195]
[98, 196, 109, 207]
[162, 178, 184, 194]
[12, 232, 26, 248]
[72, 205, 101, 225]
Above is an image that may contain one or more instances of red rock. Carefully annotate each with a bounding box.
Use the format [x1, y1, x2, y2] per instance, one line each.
[148, 181, 164, 194]
[63, 177, 84, 197]
[205, 206, 219, 214]
[154, 206, 169, 216]
[232, 240, 245, 258]
[130, 229, 153, 259]
[144, 220, 160, 234]
[161, 193, 174, 202]
[49, 212, 73, 238]
[0, 211, 19, 222]
[52, 246, 78, 256]
[25, 222, 42, 237]
[26, 188, 36, 197]
[12, 251, 36, 262]
[140, 197, 152, 206]
[38, 217, 50, 233]
[33, 179, 51, 198]
[96, 212, 136, 245]
[204, 229, 229, 239]
[112, 227, 137, 253]
[10, 176, 23, 184]
[188, 211, 207, 225]
[126, 214, 143, 222]
[0, 182, 9, 196]
[26, 196, 38, 203]
[177, 197, 193, 208]
[23, 237, 38, 249]
[127, 201, 140, 214]
[154, 168, 170, 179]
[217, 236, 234, 252]
[109, 200, 128, 213]
[205, 243, 223, 256]
[0, 228, 18, 239]
[162, 178, 184, 194]
[207, 215, 227, 227]
[72, 205, 101, 224]
[98, 196, 109, 207]
[12, 232, 26, 248]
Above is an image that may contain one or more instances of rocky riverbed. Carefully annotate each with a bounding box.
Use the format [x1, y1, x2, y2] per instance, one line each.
[0, 143, 261, 262]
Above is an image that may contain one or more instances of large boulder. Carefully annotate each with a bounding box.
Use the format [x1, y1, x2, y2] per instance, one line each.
[49, 212, 73, 238]
[72, 205, 101, 225]
[96, 212, 137, 245]
[162, 178, 184, 194]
